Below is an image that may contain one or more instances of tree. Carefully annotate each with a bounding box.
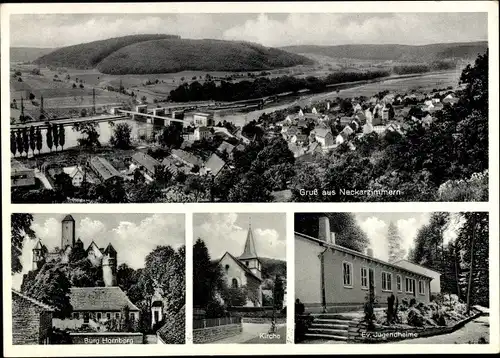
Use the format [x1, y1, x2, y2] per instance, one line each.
[294, 213, 370, 253]
[22, 127, 29, 157]
[23, 263, 73, 319]
[273, 275, 285, 310]
[16, 130, 24, 157]
[159, 123, 183, 149]
[29, 126, 36, 156]
[10, 131, 17, 157]
[456, 212, 489, 310]
[141, 95, 147, 103]
[110, 122, 132, 149]
[52, 123, 59, 152]
[46, 124, 53, 152]
[193, 238, 225, 309]
[387, 222, 406, 263]
[227, 171, 273, 202]
[53, 172, 75, 198]
[11, 214, 36, 274]
[72, 121, 100, 149]
[36, 127, 43, 155]
[184, 176, 208, 202]
[59, 124, 65, 151]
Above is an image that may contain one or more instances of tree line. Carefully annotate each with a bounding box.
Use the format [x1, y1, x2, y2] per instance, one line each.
[10, 123, 66, 157]
[408, 212, 489, 311]
[168, 71, 390, 102]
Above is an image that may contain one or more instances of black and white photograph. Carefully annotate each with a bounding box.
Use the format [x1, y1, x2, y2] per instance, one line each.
[10, 213, 186, 345]
[8, 12, 489, 203]
[192, 213, 286, 343]
[294, 212, 489, 344]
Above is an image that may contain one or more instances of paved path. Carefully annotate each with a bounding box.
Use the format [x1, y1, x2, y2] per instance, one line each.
[393, 315, 489, 344]
[214, 323, 286, 344]
[34, 168, 53, 189]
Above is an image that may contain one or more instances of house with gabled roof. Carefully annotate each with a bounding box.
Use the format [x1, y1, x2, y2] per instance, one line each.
[89, 156, 121, 183]
[295, 216, 436, 314]
[217, 224, 263, 307]
[132, 152, 161, 177]
[53, 287, 140, 330]
[310, 127, 334, 147]
[202, 153, 226, 177]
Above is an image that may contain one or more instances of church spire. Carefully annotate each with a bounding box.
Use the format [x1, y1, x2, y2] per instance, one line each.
[240, 220, 258, 260]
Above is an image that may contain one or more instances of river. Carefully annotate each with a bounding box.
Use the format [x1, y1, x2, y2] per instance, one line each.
[215, 70, 461, 126]
[13, 119, 155, 157]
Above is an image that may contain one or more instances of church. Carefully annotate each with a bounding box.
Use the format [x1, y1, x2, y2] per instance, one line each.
[32, 214, 118, 287]
[218, 223, 263, 307]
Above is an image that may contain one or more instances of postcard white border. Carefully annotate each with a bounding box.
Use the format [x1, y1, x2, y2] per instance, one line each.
[2, 1, 499, 356]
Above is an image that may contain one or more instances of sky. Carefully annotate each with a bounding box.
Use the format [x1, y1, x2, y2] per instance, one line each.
[12, 213, 185, 290]
[193, 212, 286, 261]
[354, 212, 465, 262]
[9, 13, 488, 48]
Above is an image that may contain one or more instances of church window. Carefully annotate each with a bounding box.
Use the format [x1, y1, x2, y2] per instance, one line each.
[225, 264, 229, 272]
[245, 261, 249, 266]
[232, 278, 239, 288]
[97, 312, 102, 320]
[106, 313, 111, 320]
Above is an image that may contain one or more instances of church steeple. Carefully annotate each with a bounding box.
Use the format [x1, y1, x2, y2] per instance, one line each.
[239, 219, 262, 279]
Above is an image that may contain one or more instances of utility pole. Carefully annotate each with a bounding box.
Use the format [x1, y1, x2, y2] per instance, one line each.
[92, 88, 96, 115]
[20, 96, 25, 121]
[40, 95, 44, 119]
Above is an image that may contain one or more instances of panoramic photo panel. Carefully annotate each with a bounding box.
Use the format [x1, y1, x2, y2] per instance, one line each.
[10, 213, 186, 345]
[9, 12, 488, 203]
[294, 212, 489, 344]
[192, 213, 287, 344]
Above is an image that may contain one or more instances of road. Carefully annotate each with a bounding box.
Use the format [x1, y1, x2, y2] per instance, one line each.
[34, 168, 53, 189]
[11, 114, 126, 130]
[393, 315, 489, 344]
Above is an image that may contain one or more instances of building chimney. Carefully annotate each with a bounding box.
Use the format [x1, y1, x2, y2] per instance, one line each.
[318, 216, 330, 242]
[366, 248, 374, 258]
[330, 232, 336, 245]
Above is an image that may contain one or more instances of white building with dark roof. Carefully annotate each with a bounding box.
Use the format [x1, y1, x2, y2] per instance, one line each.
[217, 224, 263, 307]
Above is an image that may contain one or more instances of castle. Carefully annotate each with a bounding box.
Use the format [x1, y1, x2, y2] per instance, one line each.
[32, 214, 117, 287]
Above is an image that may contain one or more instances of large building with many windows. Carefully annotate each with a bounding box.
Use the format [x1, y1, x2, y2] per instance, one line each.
[295, 216, 436, 313]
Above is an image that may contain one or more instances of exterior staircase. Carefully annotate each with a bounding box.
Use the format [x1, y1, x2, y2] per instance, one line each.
[305, 313, 354, 341]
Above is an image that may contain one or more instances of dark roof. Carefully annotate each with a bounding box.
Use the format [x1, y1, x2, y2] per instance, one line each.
[217, 141, 235, 154]
[221, 252, 262, 282]
[33, 239, 43, 250]
[204, 153, 226, 177]
[12, 290, 55, 311]
[239, 227, 258, 260]
[62, 214, 75, 222]
[132, 152, 160, 174]
[295, 232, 435, 280]
[171, 149, 203, 167]
[69, 287, 139, 311]
[89, 156, 120, 181]
[103, 243, 117, 256]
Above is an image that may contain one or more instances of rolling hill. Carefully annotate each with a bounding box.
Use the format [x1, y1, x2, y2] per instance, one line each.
[33, 35, 312, 74]
[281, 41, 488, 62]
[34, 34, 180, 69]
[10, 47, 55, 63]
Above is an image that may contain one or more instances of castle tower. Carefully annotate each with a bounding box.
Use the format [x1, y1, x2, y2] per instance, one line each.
[61, 215, 76, 250]
[239, 221, 262, 280]
[102, 244, 117, 287]
[32, 239, 44, 270]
